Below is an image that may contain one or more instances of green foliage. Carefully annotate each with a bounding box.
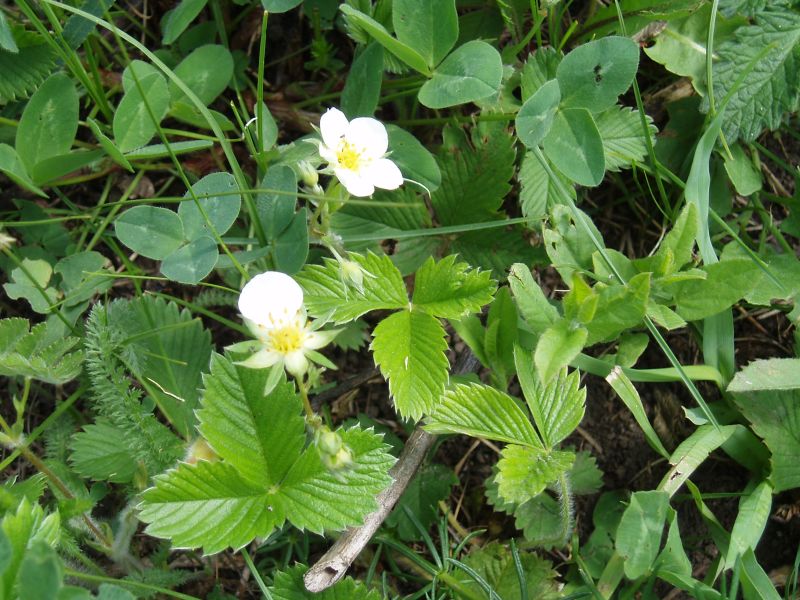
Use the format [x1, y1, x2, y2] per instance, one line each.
[495, 445, 575, 504]
[0, 30, 56, 104]
[82, 302, 184, 481]
[411, 255, 496, 319]
[457, 542, 561, 599]
[0, 318, 82, 384]
[707, 7, 800, 142]
[392, 0, 457, 69]
[417, 41, 503, 109]
[113, 62, 170, 152]
[615, 490, 670, 579]
[139, 354, 394, 553]
[371, 309, 449, 420]
[385, 464, 458, 541]
[728, 358, 800, 492]
[270, 564, 381, 599]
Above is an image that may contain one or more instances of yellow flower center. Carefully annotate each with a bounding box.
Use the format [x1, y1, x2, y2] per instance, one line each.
[336, 140, 363, 171]
[269, 325, 304, 354]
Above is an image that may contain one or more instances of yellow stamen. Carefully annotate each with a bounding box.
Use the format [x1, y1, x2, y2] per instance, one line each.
[269, 325, 304, 354]
[336, 140, 363, 170]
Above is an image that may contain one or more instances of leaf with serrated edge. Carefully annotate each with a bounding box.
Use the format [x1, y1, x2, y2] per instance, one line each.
[198, 354, 305, 487]
[296, 251, 407, 323]
[372, 310, 449, 420]
[69, 421, 137, 483]
[496, 444, 575, 505]
[515, 346, 586, 447]
[594, 106, 656, 172]
[412, 255, 496, 319]
[426, 382, 541, 447]
[0, 318, 82, 384]
[271, 564, 382, 599]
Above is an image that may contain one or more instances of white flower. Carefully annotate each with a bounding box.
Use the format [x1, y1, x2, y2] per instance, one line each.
[318, 107, 404, 197]
[236, 271, 338, 378]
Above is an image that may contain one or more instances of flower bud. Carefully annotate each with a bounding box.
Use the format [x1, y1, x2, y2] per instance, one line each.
[297, 160, 319, 188]
[340, 260, 366, 292]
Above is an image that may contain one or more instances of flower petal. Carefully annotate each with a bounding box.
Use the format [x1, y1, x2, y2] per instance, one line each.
[238, 271, 304, 327]
[348, 117, 388, 157]
[284, 351, 309, 377]
[365, 158, 404, 191]
[334, 167, 375, 197]
[236, 348, 281, 369]
[320, 108, 350, 151]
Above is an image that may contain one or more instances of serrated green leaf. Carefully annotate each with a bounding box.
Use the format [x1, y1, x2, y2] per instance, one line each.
[139, 460, 285, 553]
[586, 273, 651, 345]
[514, 494, 563, 548]
[594, 106, 656, 172]
[708, 9, 800, 142]
[296, 251, 407, 323]
[425, 382, 541, 447]
[534, 320, 587, 384]
[0, 31, 56, 104]
[458, 541, 561, 600]
[515, 347, 586, 447]
[520, 47, 561, 100]
[496, 444, 575, 504]
[0, 319, 81, 384]
[16, 73, 78, 174]
[616, 490, 670, 579]
[431, 123, 516, 226]
[411, 255, 496, 319]
[518, 149, 576, 222]
[1, 499, 59, 599]
[570, 451, 603, 495]
[271, 564, 382, 600]
[17, 540, 62, 600]
[111, 296, 212, 438]
[728, 358, 800, 492]
[139, 424, 393, 554]
[449, 227, 542, 278]
[198, 355, 304, 486]
[69, 421, 138, 483]
[371, 310, 448, 420]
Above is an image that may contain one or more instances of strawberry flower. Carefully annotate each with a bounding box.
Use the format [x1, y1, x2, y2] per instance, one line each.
[234, 271, 338, 378]
[317, 107, 404, 197]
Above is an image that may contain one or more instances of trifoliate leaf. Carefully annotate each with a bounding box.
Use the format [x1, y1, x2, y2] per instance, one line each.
[198, 355, 304, 486]
[495, 444, 575, 505]
[371, 310, 449, 420]
[514, 348, 586, 448]
[458, 541, 561, 600]
[707, 8, 800, 142]
[0, 318, 82, 384]
[425, 382, 541, 447]
[411, 255, 496, 319]
[431, 122, 516, 226]
[139, 354, 393, 553]
[296, 251, 407, 323]
[728, 358, 800, 492]
[271, 564, 382, 599]
[594, 106, 657, 172]
[69, 420, 138, 483]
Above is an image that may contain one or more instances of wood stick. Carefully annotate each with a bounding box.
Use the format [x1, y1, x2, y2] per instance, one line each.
[303, 352, 479, 592]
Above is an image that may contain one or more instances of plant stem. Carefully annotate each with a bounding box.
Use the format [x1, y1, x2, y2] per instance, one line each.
[556, 471, 574, 547]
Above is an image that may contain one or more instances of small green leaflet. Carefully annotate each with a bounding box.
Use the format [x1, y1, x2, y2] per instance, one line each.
[371, 310, 449, 421]
[495, 444, 575, 504]
[296, 251, 408, 323]
[138, 354, 394, 553]
[0, 318, 82, 384]
[271, 564, 381, 599]
[411, 255, 496, 319]
[615, 490, 670, 579]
